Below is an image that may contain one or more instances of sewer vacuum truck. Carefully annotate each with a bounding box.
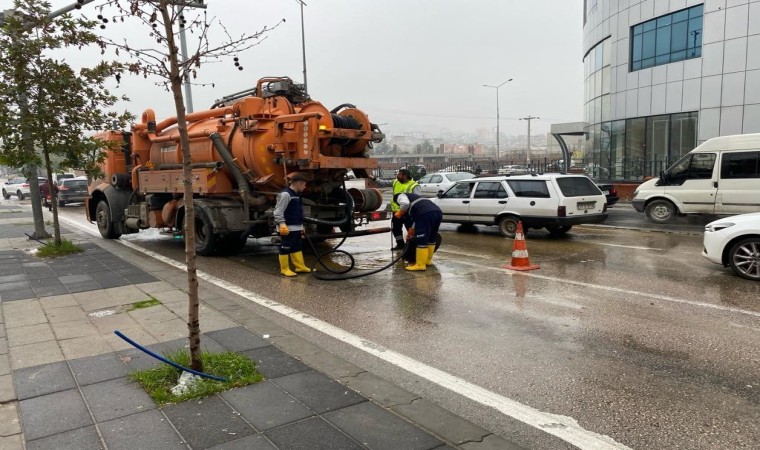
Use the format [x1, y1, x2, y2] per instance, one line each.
[85, 77, 388, 255]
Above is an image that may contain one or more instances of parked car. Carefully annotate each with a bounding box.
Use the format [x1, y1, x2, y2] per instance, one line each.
[2, 176, 46, 200]
[497, 165, 531, 175]
[416, 172, 475, 197]
[702, 213, 760, 281]
[594, 182, 619, 207]
[56, 177, 89, 206]
[433, 173, 608, 237]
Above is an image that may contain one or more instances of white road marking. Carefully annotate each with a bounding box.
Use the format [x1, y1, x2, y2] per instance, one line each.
[591, 242, 662, 251]
[63, 217, 632, 449]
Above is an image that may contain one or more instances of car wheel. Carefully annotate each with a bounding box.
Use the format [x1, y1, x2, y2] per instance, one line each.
[16, 190, 24, 200]
[497, 215, 519, 238]
[2, 189, 9, 199]
[546, 225, 572, 235]
[58, 200, 65, 207]
[728, 238, 760, 281]
[96, 200, 121, 239]
[645, 199, 676, 224]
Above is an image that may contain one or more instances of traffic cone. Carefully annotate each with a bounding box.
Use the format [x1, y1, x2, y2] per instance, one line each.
[502, 221, 540, 271]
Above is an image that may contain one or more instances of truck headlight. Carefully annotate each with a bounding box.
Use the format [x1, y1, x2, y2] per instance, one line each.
[705, 222, 734, 232]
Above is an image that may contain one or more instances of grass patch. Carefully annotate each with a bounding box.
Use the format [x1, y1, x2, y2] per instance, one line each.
[36, 238, 83, 257]
[130, 349, 263, 405]
[125, 297, 161, 312]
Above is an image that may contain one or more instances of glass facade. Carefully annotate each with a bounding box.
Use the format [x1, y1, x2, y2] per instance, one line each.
[630, 4, 703, 71]
[583, 6, 702, 182]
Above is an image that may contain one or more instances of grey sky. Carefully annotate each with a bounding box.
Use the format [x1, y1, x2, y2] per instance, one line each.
[7, 0, 584, 137]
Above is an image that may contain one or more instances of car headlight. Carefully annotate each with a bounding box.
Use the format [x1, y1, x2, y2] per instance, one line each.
[705, 222, 735, 232]
[632, 189, 639, 198]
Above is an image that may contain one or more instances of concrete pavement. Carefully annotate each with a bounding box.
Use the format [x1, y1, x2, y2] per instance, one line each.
[0, 204, 521, 450]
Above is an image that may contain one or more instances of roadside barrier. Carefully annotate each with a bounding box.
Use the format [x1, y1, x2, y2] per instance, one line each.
[502, 221, 540, 271]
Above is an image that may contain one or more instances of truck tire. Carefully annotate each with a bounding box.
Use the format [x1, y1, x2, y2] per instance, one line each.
[497, 215, 519, 238]
[96, 200, 121, 239]
[194, 206, 217, 256]
[645, 199, 676, 224]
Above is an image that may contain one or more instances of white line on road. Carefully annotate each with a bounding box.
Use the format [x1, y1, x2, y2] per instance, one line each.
[63, 217, 631, 449]
[590, 242, 662, 251]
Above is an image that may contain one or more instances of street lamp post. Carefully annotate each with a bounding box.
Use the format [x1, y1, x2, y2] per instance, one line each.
[483, 78, 512, 161]
[519, 115, 539, 165]
[294, 0, 308, 93]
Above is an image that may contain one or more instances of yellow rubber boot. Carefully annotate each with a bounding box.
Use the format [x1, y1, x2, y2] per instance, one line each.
[279, 255, 297, 277]
[291, 251, 314, 273]
[426, 245, 435, 265]
[405, 247, 428, 271]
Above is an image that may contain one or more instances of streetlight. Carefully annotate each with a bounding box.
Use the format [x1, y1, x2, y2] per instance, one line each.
[483, 78, 512, 161]
[294, 0, 308, 93]
[519, 115, 539, 165]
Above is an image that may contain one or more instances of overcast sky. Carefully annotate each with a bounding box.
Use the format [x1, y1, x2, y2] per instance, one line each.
[5, 0, 584, 137]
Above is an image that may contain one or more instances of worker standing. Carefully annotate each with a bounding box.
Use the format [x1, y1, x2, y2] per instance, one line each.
[274, 173, 314, 277]
[395, 192, 443, 271]
[369, 168, 420, 250]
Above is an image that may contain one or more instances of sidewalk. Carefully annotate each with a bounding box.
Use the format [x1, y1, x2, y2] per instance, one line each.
[0, 205, 521, 450]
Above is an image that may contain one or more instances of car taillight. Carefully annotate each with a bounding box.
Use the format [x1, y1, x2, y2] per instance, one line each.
[610, 187, 617, 195]
[558, 206, 566, 217]
[21, 183, 29, 188]
[59, 186, 69, 191]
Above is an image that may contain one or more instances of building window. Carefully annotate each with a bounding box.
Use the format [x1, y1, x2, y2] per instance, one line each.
[630, 4, 703, 71]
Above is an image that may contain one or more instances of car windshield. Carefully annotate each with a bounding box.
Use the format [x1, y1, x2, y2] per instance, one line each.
[556, 177, 602, 197]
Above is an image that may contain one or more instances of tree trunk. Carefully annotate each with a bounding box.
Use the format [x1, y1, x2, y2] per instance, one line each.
[41, 144, 61, 246]
[160, 3, 202, 372]
[26, 165, 50, 240]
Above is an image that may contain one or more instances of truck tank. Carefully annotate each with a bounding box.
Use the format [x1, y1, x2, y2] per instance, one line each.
[86, 77, 388, 255]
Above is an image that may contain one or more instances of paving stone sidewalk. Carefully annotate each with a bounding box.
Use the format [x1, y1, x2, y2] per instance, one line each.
[0, 206, 521, 449]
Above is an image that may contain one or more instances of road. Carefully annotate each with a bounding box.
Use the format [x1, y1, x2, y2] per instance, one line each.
[39, 201, 760, 449]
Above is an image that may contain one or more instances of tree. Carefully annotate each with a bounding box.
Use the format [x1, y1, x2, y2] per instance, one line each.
[0, 0, 132, 243]
[97, 0, 282, 371]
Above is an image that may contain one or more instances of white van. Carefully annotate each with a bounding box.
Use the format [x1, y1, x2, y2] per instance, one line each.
[632, 133, 760, 223]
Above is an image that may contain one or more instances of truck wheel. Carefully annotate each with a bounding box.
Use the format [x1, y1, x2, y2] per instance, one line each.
[194, 206, 218, 256]
[96, 200, 121, 239]
[498, 215, 519, 238]
[645, 199, 676, 224]
[16, 190, 24, 200]
[729, 237, 760, 281]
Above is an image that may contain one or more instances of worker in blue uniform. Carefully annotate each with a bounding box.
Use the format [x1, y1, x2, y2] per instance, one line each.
[394, 192, 443, 271]
[274, 173, 314, 277]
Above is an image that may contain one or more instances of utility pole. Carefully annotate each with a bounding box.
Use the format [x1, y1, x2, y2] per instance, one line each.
[520, 115, 539, 165]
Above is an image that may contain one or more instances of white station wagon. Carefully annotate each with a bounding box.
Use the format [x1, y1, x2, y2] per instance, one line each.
[433, 173, 609, 237]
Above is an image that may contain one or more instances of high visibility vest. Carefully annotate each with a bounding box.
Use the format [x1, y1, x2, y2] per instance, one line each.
[391, 179, 419, 212]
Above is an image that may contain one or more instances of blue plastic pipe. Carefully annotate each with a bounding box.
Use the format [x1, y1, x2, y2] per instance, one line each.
[114, 330, 228, 382]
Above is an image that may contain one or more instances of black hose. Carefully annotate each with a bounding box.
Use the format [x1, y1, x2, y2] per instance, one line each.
[305, 230, 408, 281]
[330, 103, 356, 114]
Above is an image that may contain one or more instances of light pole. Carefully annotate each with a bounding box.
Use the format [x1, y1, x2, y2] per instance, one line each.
[294, 0, 308, 93]
[519, 115, 539, 165]
[483, 78, 512, 161]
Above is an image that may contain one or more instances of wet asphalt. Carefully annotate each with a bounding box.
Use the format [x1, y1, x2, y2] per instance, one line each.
[47, 202, 760, 450]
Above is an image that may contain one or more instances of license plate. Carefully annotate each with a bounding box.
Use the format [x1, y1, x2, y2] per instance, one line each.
[577, 201, 595, 210]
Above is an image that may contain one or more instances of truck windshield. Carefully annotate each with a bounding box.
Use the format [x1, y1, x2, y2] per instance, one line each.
[665, 153, 716, 184]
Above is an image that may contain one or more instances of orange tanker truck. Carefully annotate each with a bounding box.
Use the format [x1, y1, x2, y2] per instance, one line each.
[85, 77, 388, 255]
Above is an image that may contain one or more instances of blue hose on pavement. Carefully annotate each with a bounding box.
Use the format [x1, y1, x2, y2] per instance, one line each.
[114, 330, 228, 382]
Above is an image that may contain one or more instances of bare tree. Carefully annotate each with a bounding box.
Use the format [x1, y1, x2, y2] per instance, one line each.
[96, 0, 282, 371]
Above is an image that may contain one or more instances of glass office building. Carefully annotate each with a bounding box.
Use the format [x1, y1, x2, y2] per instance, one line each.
[583, 0, 760, 181]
